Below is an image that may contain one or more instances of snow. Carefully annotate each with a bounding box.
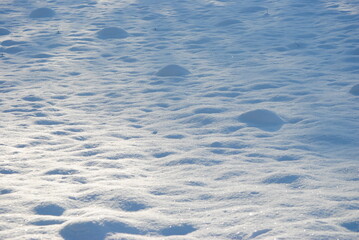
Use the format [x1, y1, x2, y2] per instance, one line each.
[97, 27, 129, 40]
[0, 28, 10, 36]
[29, 8, 56, 18]
[60, 217, 144, 240]
[155, 64, 191, 77]
[350, 84, 359, 96]
[237, 109, 285, 131]
[0, 0, 358, 239]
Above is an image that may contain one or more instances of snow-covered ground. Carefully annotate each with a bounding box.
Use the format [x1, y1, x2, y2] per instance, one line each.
[1, 0, 358, 239]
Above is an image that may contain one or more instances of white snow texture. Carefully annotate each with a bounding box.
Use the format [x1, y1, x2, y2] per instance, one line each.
[0, 0, 358, 239]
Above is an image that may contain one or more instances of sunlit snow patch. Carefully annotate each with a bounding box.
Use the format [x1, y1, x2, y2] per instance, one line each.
[238, 109, 284, 131]
[29, 8, 55, 18]
[97, 27, 129, 39]
[156, 64, 190, 77]
[0, 28, 10, 36]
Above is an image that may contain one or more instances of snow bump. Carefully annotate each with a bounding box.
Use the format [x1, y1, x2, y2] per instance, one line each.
[160, 224, 197, 236]
[0, 168, 18, 174]
[33, 203, 65, 216]
[4, 47, 23, 54]
[341, 221, 359, 232]
[0, 189, 13, 195]
[238, 109, 284, 131]
[31, 219, 65, 226]
[1, 40, 23, 46]
[60, 218, 143, 240]
[193, 107, 225, 114]
[45, 168, 78, 175]
[30, 8, 55, 18]
[216, 19, 241, 27]
[156, 64, 190, 77]
[22, 95, 44, 102]
[119, 200, 148, 212]
[35, 120, 63, 125]
[263, 174, 301, 184]
[97, 27, 129, 39]
[349, 84, 359, 96]
[0, 28, 10, 36]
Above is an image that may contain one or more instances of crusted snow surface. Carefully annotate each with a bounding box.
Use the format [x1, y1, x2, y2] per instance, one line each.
[0, 0, 358, 239]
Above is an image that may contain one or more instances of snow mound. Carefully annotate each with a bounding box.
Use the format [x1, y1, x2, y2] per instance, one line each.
[118, 200, 148, 212]
[0, 168, 18, 174]
[263, 174, 301, 184]
[4, 47, 23, 54]
[193, 107, 225, 114]
[32, 53, 53, 58]
[238, 109, 284, 131]
[97, 27, 129, 39]
[60, 218, 142, 240]
[45, 168, 78, 175]
[241, 6, 267, 13]
[216, 19, 241, 27]
[30, 8, 55, 18]
[35, 120, 63, 125]
[341, 221, 359, 232]
[31, 219, 65, 226]
[249, 229, 272, 238]
[0, 189, 12, 195]
[159, 224, 197, 236]
[1, 40, 23, 46]
[22, 95, 44, 102]
[164, 134, 185, 139]
[349, 84, 359, 96]
[156, 64, 190, 77]
[33, 203, 65, 216]
[0, 28, 10, 36]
